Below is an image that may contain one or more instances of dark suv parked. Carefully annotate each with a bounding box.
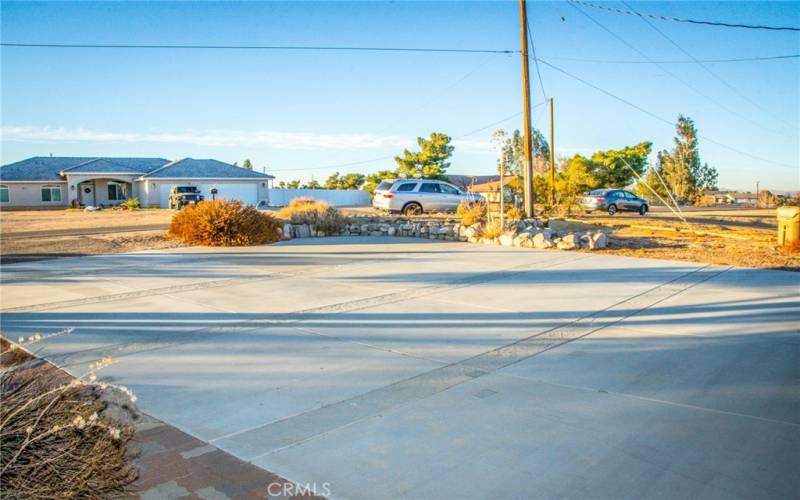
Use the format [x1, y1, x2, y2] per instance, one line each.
[581, 189, 648, 215]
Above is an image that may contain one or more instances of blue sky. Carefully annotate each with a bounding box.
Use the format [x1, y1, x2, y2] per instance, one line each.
[1, 1, 798, 191]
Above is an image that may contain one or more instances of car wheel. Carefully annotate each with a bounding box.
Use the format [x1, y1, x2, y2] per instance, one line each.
[403, 202, 422, 216]
[607, 204, 618, 216]
[639, 204, 648, 215]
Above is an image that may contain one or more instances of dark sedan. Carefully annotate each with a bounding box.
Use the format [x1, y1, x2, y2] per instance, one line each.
[581, 189, 648, 215]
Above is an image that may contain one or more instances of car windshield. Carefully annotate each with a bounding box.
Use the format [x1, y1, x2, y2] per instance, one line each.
[376, 181, 394, 192]
[176, 187, 196, 193]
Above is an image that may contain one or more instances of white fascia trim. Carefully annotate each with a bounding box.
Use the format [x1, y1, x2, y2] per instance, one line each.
[136, 177, 270, 181]
[0, 180, 68, 184]
[62, 172, 141, 176]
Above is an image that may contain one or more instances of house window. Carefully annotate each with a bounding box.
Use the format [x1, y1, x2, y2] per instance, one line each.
[0, 185, 8, 203]
[41, 185, 62, 202]
[107, 182, 126, 201]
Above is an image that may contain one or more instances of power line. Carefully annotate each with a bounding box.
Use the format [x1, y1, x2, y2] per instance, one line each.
[526, 18, 548, 100]
[571, 0, 800, 32]
[267, 106, 544, 174]
[538, 54, 800, 64]
[622, 1, 798, 131]
[0, 42, 516, 54]
[568, 1, 792, 138]
[376, 52, 503, 134]
[536, 58, 797, 170]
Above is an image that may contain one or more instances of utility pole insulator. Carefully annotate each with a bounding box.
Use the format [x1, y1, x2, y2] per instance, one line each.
[520, 0, 535, 218]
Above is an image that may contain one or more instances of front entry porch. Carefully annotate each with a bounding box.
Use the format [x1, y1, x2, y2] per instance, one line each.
[74, 179, 134, 207]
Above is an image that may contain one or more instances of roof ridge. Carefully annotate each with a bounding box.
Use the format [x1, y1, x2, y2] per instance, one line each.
[141, 158, 185, 177]
[60, 157, 102, 172]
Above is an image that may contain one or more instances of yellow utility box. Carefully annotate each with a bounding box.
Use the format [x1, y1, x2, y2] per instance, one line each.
[776, 206, 800, 246]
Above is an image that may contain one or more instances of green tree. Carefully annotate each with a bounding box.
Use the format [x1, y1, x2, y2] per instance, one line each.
[634, 165, 668, 202]
[555, 155, 600, 213]
[510, 128, 550, 177]
[304, 179, 322, 189]
[394, 132, 454, 178]
[590, 141, 652, 188]
[242, 159, 253, 170]
[325, 172, 365, 190]
[661, 115, 719, 201]
[286, 180, 302, 189]
[362, 169, 396, 193]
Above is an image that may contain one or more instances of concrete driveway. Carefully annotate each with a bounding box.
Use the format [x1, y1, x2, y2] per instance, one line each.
[1, 237, 798, 499]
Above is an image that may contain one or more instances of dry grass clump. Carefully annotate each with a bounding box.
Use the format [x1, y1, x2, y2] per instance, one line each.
[480, 219, 504, 240]
[277, 198, 348, 234]
[505, 206, 523, 221]
[1, 335, 138, 499]
[457, 201, 486, 226]
[168, 199, 281, 246]
[314, 206, 349, 235]
[277, 198, 330, 224]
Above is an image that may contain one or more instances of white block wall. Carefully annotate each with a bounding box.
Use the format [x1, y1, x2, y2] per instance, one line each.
[268, 189, 371, 207]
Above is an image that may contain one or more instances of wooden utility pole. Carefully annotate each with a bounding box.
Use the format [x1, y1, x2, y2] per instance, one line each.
[549, 97, 555, 206]
[519, 0, 535, 218]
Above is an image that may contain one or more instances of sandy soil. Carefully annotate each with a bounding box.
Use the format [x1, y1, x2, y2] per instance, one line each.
[0, 231, 182, 264]
[1, 207, 795, 271]
[0, 209, 174, 234]
[557, 211, 798, 271]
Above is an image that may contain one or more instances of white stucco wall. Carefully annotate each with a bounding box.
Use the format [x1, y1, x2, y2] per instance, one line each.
[139, 179, 271, 208]
[64, 174, 138, 207]
[0, 182, 68, 208]
[267, 189, 371, 207]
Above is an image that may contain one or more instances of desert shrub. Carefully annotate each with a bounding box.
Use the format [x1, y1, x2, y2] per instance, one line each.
[314, 206, 348, 235]
[168, 199, 281, 246]
[479, 219, 504, 240]
[457, 201, 486, 226]
[505, 205, 523, 221]
[277, 198, 348, 234]
[277, 198, 330, 224]
[1, 338, 137, 498]
[121, 198, 141, 210]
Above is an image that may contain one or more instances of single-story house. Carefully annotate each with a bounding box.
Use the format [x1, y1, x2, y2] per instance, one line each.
[0, 156, 275, 208]
[467, 175, 520, 193]
[704, 190, 758, 206]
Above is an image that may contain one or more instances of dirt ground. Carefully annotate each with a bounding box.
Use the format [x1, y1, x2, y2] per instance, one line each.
[559, 208, 798, 271]
[0, 207, 796, 271]
[0, 208, 174, 233]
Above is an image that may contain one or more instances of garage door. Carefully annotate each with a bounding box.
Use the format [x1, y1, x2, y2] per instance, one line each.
[200, 183, 258, 206]
[158, 184, 178, 208]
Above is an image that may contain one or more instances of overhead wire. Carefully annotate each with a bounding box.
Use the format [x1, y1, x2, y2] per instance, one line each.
[621, 1, 797, 131]
[526, 18, 548, 100]
[535, 58, 797, 170]
[0, 42, 516, 54]
[537, 53, 800, 64]
[266, 105, 544, 174]
[375, 52, 504, 134]
[570, 1, 800, 32]
[567, 1, 793, 138]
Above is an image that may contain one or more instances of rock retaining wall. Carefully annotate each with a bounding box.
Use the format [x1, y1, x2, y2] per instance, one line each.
[280, 216, 608, 251]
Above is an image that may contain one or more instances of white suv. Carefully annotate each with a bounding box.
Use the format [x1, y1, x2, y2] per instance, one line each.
[372, 179, 483, 216]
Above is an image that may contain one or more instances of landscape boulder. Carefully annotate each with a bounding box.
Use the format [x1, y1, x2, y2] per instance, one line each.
[592, 231, 608, 249]
[557, 233, 578, 250]
[498, 231, 516, 247]
[532, 232, 554, 249]
[464, 223, 482, 239]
